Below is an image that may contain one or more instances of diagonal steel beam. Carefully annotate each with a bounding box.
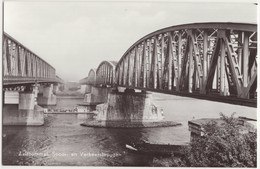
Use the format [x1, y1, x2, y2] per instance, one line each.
[224, 35, 244, 97]
[201, 37, 221, 94]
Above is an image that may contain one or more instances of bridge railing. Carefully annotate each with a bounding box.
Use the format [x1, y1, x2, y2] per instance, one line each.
[3, 32, 57, 85]
[114, 22, 257, 99]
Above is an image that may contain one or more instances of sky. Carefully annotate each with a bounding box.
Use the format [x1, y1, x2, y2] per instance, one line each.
[3, 1, 257, 82]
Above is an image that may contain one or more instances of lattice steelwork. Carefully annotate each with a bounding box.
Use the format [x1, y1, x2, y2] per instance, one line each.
[3, 33, 59, 85]
[96, 61, 117, 86]
[114, 23, 257, 99]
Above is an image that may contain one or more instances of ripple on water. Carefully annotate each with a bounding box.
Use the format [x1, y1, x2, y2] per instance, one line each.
[2, 95, 256, 166]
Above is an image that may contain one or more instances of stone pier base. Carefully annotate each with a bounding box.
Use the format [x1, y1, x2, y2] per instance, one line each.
[3, 92, 44, 126]
[37, 84, 57, 106]
[81, 120, 181, 128]
[3, 105, 44, 126]
[83, 87, 111, 105]
[37, 94, 57, 106]
[85, 85, 92, 94]
[81, 90, 181, 128]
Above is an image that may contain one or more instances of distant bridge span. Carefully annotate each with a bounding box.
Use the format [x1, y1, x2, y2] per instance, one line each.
[79, 69, 96, 85]
[96, 61, 117, 86]
[80, 22, 257, 107]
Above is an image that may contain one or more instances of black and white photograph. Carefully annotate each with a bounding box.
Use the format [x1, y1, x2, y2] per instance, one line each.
[1, 0, 258, 167]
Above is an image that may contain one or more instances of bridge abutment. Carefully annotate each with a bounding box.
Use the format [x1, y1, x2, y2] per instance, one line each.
[3, 86, 44, 126]
[37, 84, 57, 106]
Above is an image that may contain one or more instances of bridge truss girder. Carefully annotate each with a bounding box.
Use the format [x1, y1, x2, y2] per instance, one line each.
[114, 23, 257, 100]
[3, 33, 59, 86]
[96, 61, 117, 87]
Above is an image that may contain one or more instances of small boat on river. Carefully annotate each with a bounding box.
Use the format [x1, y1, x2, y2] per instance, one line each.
[126, 141, 187, 156]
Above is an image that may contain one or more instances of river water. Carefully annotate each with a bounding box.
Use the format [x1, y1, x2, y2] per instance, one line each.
[2, 93, 256, 166]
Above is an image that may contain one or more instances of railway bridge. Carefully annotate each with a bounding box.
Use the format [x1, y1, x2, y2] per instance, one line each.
[2, 32, 63, 125]
[80, 22, 257, 125]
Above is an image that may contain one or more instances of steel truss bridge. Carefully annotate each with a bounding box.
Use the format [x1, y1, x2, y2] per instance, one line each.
[81, 22, 257, 107]
[3, 32, 63, 87]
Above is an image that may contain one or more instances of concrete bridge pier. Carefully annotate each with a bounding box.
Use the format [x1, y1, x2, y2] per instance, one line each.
[3, 85, 44, 126]
[95, 88, 164, 125]
[83, 86, 111, 105]
[85, 85, 92, 94]
[53, 84, 59, 94]
[37, 84, 57, 106]
[81, 87, 181, 128]
[77, 86, 112, 113]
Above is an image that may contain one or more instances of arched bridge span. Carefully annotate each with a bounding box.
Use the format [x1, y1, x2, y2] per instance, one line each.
[83, 22, 257, 106]
[96, 61, 117, 86]
[79, 68, 96, 85]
